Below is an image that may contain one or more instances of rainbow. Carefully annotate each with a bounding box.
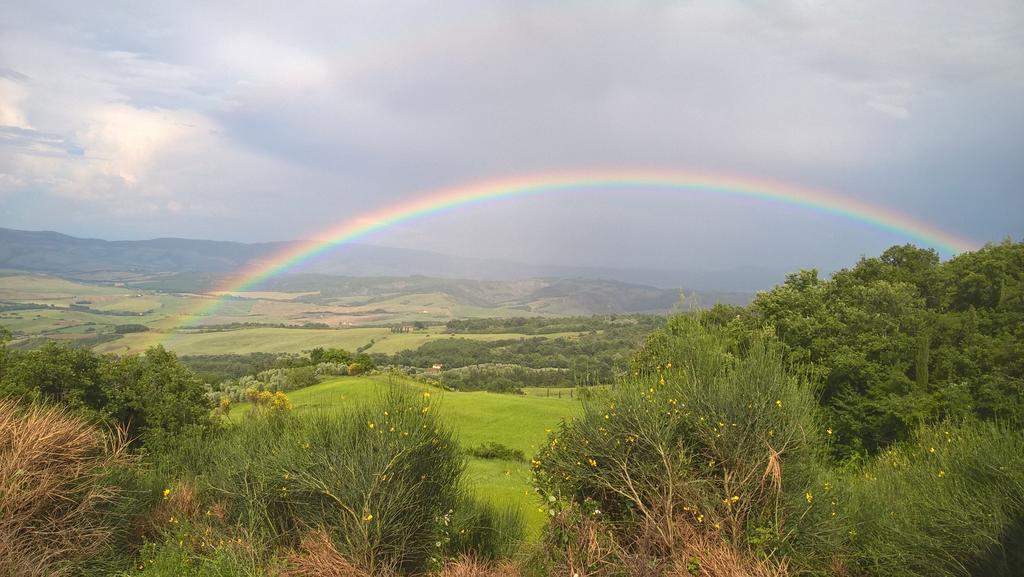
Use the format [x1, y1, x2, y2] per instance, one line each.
[153, 169, 978, 345]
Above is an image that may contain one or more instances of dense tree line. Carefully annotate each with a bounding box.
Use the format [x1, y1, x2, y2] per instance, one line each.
[445, 314, 663, 335]
[376, 321, 657, 385]
[440, 363, 573, 393]
[692, 240, 1023, 458]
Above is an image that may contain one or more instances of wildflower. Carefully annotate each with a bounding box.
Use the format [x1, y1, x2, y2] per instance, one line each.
[775, 399, 783, 408]
[826, 427, 833, 436]
[163, 488, 171, 499]
[423, 392, 431, 398]
[696, 514, 704, 523]
[363, 513, 374, 523]
[929, 447, 936, 454]
[805, 491, 814, 504]
[367, 421, 375, 429]
[587, 458, 598, 467]
[938, 469, 945, 478]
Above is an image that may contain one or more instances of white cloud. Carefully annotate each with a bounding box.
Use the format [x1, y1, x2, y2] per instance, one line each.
[0, 0, 1020, 259]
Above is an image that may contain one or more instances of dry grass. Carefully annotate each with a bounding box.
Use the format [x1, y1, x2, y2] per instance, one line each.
[540, 505, 789, 577]
[282, 529, 389, 577]
[438, 555, 521, 577]
[283, 532, 523, 577]
[669, 523, 788, 577]
[0, 399, 132, 577]
[142, 480, 201, 534]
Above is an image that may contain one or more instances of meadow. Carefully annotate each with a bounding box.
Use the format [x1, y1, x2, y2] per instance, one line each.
[230, 374, 582, 536]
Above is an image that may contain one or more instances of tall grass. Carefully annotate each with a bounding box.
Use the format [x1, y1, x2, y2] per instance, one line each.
[840, 422, 1024, 577]
[0, 399, 134, 577]
[443, 495, 525, 561]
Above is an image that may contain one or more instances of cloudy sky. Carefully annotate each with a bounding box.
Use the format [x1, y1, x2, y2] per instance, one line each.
[1, 0, 1021, 274]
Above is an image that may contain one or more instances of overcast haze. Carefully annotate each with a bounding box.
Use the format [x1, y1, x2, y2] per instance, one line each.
[1, 1, 1021, 276]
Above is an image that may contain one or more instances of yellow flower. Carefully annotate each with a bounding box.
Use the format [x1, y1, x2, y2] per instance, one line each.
[775, 399, 783, 408]
[826, 427, 833, 436]
[587, 458, 598, 467]
[928, 447, 936, 454]
[162, 488, 171, 499]
[363, 513, 374, 522]
[367, 421, 375, 429]
[805, 491, 814, 504]
[423, 392, 431, 399]
[938, 470, 945, 478]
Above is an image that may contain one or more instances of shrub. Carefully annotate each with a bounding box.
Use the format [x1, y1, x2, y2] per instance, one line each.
[155, 386, 464, 575]
[533, 316, 826, 570]
[0, 400, 134, 577]
[465, 442, 526, 462]
[314, 362, 350, 378]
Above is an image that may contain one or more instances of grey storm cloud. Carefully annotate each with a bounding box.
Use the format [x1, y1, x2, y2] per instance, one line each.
[0, 0, 1021, 274]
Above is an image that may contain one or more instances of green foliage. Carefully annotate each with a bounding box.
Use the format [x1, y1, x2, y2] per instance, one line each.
[105, 346, 213, 445]
[535, 316, 827, 560]
[446, 315, 663, 336]
[155, 387, 465, 574]
[121, 521, 279, 577]
[379, 317, 658, 385]
[211, 365, 321, 403]
[308, 346, 352, 365]
[731, 241, 1024, 457]
[465, 442, 526, 462]
[0, 343, 211, 445]
[441, 364, 572, 393]
[442, 495, 525, 561]
[179, 352, 289, 383]
[839, 422, 1024, 576]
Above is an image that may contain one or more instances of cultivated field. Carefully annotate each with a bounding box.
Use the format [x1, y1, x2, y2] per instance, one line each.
[1, 272, 588, 355]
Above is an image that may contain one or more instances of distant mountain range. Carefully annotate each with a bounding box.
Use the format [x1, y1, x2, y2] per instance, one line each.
[0, 227, 766, 308]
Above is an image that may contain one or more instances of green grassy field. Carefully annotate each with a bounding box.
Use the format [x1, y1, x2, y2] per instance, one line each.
[231, 374, 582, 536]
